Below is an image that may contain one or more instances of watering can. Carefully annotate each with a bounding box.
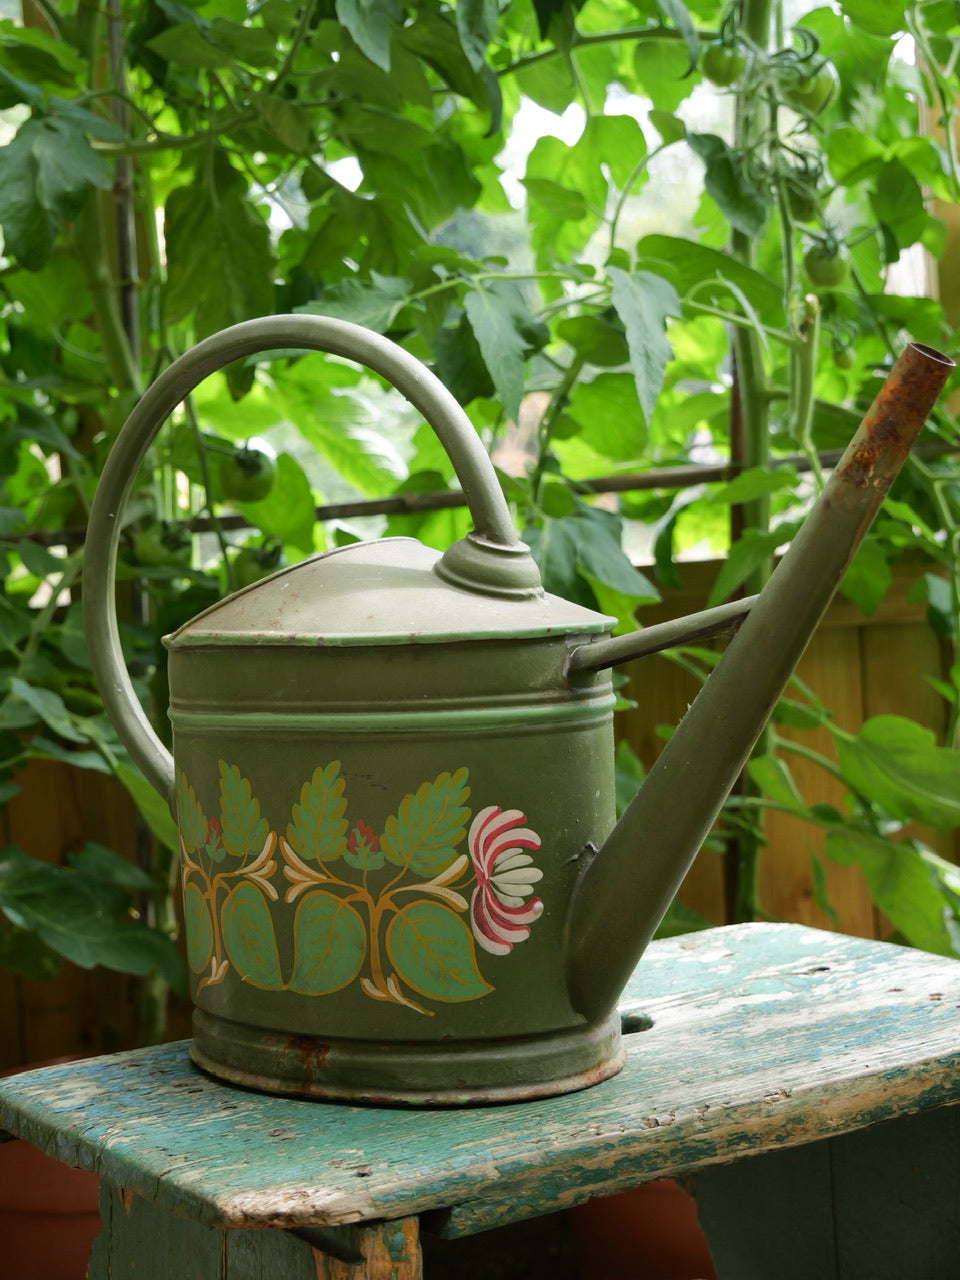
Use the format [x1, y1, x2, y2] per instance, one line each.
[84, 317, 952, 1104]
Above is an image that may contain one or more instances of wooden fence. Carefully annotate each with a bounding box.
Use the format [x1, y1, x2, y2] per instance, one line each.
[1, 558, 954, 1071]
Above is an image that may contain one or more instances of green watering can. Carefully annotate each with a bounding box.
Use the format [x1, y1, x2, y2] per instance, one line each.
[84, 318, 952, 1104]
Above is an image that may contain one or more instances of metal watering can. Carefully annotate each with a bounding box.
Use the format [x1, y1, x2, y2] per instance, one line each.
[84, 317, 953, 1104]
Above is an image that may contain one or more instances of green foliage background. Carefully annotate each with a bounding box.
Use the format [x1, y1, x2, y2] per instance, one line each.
[1, 0, 960, 1033]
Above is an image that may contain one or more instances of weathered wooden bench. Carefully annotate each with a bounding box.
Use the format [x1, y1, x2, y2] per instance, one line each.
[2, 922, 959, 1279]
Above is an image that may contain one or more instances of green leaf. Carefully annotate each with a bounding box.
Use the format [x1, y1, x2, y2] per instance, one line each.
[839, 538, 891, 616]
[824, 125, 884, 185]
[456, 0, 497, 70]
[608, 267, 680, 428]
[117, 762, 180, 853]
[286, 761, 349, 864]
[381, 768, 470, 876]
[208, 16, 277, 65]
[0, 845, 184, 987]
[706, 523, 801, 607]
[557, 318, 630, 370]
[67, 841, 156, 891]
[614, 739, 645, 817]
[183, 881, 214, 973]
[232, 453, 316, 555]
[298, 274, 409, 332]
[747, 755, 804, 809]
[708, 466, 799, 506]
[0, 116, 111, 269]
[686, 134, 768, 239]
[147, 21, 234, 68]
[386, 900, 492, 1001]
[638, 235, 784, 323]
[336, 0, 398, 71]
[825, 828, 956, 956]
[656, 0, 699, 71]
[250, 91, 313, 153]
[8, 678, 88, 743]
[288, 890, 366, 994]
[176, 770, 208, 856]
[648, 110, 687, 145]
[0, 917, 60, 981]
[221, 882, 283, 988]
[218, 761, 270, 858]
[463, 284, 540, 422]
[835, 716, 960, 830]
[164, 171, 276, 382]
[840, 0, 906, 36]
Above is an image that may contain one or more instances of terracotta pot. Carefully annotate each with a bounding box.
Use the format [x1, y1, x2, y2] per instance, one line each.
[0, 1059, 101, 1280]
[570, 1178, 716, 1280]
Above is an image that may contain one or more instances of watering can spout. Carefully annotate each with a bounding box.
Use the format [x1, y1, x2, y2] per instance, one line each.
[565, 342, 956, 1023]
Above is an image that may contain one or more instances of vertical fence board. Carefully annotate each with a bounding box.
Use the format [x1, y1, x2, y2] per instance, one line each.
[759, 627, 876, 937]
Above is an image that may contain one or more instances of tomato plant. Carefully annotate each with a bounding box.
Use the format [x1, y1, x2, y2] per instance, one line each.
[219, 445, 277, 504]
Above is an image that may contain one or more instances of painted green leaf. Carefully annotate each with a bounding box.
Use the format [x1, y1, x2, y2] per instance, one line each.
[608, 267, 680, 429]
[218, 762, 269, 858]
[176, 771, 208, 855]
[381, 769, 470, 876]
[288, 891, 366, 994]
[183, 882, 214, 973]
[388, 901, 492, 1002]
[835, 716, 960, 830]
[221, 882, 283, 989]
[286, 761, 349, 864]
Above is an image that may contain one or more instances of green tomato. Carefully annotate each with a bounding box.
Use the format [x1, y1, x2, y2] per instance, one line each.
[133, 522, 192, 569]
[232, 541, 286, 589]
[833, 345, 857, 370]
[219, 446, 277, 504]
[786, 183, 818, 223]
[779, 62, 837, 115]
[803, 245, 850, 289]
[702, 42, 748, 87]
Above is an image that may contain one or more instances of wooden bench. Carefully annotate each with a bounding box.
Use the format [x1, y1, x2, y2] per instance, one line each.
[2, 922, 959, 1279]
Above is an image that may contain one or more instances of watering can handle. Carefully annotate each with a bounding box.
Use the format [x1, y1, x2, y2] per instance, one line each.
[83, 315, 541, 810]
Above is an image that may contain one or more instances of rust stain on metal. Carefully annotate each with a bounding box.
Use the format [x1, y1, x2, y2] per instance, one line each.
[838, 344, 954, 491]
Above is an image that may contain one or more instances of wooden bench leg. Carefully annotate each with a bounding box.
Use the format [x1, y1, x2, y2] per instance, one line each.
[89, 1183, 422, 1279]
[696, 1106, 960, 1280]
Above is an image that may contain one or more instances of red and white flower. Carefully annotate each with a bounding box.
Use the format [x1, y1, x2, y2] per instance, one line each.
[468, 806, 543, 955]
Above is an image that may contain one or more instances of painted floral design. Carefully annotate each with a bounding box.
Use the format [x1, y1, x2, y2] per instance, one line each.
[178, 761, 544, 1013]
[468, 807, 543, 955]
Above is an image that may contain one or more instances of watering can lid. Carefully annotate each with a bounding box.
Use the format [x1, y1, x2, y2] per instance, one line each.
[166, 538, 613, 649]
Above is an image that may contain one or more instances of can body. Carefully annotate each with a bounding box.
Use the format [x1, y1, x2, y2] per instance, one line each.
[170, 637, 624, 1103]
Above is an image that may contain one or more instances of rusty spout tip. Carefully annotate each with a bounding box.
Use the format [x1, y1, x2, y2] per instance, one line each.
[907, 342, 956, 370]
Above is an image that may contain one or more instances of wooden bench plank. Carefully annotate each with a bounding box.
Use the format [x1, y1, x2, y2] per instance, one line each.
[1, 924, 958, 1237]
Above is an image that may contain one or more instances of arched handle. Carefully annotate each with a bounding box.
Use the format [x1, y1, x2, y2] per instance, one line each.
[84, 315, 541, 810]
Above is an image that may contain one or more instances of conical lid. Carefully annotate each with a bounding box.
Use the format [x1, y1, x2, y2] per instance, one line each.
[166, 538, 612, 649]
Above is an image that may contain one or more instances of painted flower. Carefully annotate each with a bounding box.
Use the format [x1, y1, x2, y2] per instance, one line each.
[468, 806, 543, 955]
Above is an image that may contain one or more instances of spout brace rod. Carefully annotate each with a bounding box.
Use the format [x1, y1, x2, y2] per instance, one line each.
[567, 595, 759, 673]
